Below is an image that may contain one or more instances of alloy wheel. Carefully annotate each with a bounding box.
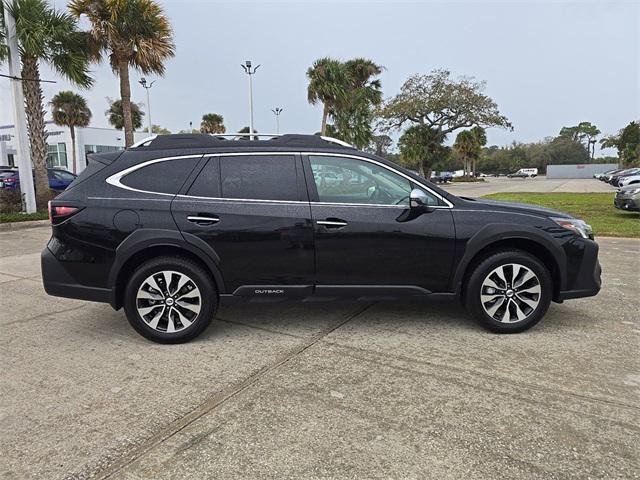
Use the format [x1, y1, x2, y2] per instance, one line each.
[135, 270, 201, 333]
[480, 263, 541, 323]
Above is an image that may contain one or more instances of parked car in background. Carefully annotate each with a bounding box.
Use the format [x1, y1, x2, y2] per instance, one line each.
[507, 168, 538, 178]
[0, 168, 77, 191]
[42, 133, 601, 343]
[430, 171, 454, 183]
[614, 184, 640, 211]
[601, 169, 628, 183]
[610, 168, 640, 187]
[618, 174, 640, 188]
[594, 168, 622, 181]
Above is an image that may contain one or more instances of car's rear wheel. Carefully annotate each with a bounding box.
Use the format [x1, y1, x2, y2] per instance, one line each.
[124, 256, 217, 343]
[466, 250, 552, 333]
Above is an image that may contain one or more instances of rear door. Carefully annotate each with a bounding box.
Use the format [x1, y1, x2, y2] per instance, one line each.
[171, 153, 315, 296]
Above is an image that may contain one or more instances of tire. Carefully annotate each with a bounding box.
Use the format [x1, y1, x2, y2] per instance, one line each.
[124, 256, 217, 343]
[465, 250, 552, 333]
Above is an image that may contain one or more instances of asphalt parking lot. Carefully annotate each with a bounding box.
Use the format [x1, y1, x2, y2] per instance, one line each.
[441, 176, 617, 196]
[1, 184, 639, 479]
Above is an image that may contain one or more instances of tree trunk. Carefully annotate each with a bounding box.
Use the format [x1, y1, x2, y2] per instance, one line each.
[21, 56, 50, 210]
[320, 103, 329, 136]
[118, 59, 134, 147]
[70, 126, 77, 174]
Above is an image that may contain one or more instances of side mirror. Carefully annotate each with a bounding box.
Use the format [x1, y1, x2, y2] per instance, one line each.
[410, 188, 432, 210]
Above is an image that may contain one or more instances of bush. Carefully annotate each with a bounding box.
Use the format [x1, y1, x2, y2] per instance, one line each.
[0, 189, 23, 213]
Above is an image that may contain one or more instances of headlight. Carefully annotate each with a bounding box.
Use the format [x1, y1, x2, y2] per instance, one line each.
[551, 217, 593, 239]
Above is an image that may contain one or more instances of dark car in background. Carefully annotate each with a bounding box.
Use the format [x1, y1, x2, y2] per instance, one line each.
[430, 171, 454, 183]
[0, 168, 77, 191]
[41, 134, 601, 343]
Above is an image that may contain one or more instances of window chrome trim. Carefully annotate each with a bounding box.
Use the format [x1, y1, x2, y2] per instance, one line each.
[105, 151, 454, 208]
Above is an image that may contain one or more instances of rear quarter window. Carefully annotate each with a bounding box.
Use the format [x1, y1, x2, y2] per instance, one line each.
[121, 158, 200, 194]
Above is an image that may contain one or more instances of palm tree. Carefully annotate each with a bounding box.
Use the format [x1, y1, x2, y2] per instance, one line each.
[50, 91, 92, 174]
[306, 57, 347, 136]
[69, 0, 175, 148]
[0, 0, 92, 209]
[398, 125, 446, 179]
[453, 130, 476, 177]
[106, 99, 144, 131]
[200, 113, 225, 134]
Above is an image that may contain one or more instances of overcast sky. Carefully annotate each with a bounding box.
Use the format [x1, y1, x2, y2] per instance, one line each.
[1, 0, 638, 155]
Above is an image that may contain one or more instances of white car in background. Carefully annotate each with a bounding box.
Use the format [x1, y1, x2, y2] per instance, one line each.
[618, 174, 640, 188]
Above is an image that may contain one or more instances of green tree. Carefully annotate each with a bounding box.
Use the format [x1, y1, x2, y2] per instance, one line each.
[559, 121, 600, 159]
[69, 0, 175, 148]
[50, 91, 91, 174]
[306, 57, 347, 135]
[600, 121, 640, 167]
[0, 0, 92, 209]
[200, 113, 225, 134]
[367, 134, 393, 157]
[398, 125, 446, 179]
[151, 124, 170, 134]
[454, 126, 486, 177]
[106, 99, 143, 131]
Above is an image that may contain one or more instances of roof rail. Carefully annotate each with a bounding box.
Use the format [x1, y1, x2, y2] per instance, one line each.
[129, 135, 158, 148]
[320, 136, 354, 148]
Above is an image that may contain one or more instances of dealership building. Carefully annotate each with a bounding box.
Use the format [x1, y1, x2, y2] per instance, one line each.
[0, 122, 148, 173]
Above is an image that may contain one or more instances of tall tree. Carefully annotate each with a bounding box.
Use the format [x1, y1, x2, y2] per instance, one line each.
[559, 121, 600, 159]
[331, 58, 383, 149]
[106, 99, 143, 131]
[69, 0, 175, 147]
[367, 134, 393, 157]
[200, 113, 225, 134]
[306, 57, 347, 136]
[600, 121, 640, 167]
[454, 127, 485, 177]
[50, 91, 92, 174]
[398, 125, 446, 179]
[378, 69, 512, 135]
[0, 0, 92, 209]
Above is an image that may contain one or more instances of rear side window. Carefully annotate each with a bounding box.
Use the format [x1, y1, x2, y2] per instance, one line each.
[220, 155, 298, 201]
[187, 157, 221, 197]
[122, 158, 199, 194]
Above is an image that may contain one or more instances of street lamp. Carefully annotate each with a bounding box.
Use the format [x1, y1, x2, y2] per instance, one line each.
[241, 60, 260, 140]
[138, 77, 156, 134]
[271, 107, 283, 134]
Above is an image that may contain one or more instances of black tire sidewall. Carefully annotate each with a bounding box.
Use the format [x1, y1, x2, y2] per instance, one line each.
[124, 257, 216, 343]
[466, 250, 552, 333]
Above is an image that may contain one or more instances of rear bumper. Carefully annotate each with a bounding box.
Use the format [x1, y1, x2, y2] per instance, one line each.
[557, 240, 601, 301]
[41, 247, 112, 304]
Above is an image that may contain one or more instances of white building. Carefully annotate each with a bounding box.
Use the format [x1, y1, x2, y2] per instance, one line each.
[0, 122, 148, 173]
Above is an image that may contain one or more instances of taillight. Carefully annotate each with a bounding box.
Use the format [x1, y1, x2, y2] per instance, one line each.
[49, 202, 82, 225]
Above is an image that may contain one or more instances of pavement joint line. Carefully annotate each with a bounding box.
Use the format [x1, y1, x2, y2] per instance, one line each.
[93, 302, 375, 480]
[215, 317, 306, 339]
[320, 339, 640, 413]
[2, 303, 88, 328]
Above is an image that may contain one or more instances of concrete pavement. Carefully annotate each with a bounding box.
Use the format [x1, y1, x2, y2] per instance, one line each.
[1, 223, 639, 479]
[440, 176, 617, 196]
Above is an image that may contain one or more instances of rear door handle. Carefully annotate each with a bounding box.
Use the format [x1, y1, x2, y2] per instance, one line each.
[187, 215, 220, 225]
[317, 219, 348, 228]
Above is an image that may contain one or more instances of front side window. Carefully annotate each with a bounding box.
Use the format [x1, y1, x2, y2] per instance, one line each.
[220, 155, 298, 201]
[310, 155, 423, 206]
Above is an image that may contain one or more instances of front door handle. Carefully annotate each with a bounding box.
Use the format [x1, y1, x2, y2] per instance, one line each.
[187, 215, 220, 226]
[317, 219, 348, 228]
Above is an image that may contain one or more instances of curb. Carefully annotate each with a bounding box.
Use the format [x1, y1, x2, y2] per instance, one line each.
[0, 219, 50, 232]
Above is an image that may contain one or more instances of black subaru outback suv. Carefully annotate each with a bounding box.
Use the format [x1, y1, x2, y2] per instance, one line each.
[42, 134, 601, 343]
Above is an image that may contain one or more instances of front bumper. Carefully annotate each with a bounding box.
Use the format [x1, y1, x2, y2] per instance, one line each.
[41, 247, 112, 304]
[614, 196, 640, 212]
[557, 240, 601, 301]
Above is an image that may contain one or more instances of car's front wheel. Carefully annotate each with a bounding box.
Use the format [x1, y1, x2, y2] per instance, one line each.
[124, 256, 217, 343]
[466, 250, 552, 333]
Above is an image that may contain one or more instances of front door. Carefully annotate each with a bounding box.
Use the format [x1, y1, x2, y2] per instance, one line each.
[304, 154, 455, 293]
[171, 153, 315, 296]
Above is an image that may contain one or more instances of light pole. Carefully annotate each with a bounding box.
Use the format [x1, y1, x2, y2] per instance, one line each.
[241, 60, 260, 140]
[3, 7, 36, 213]
[138, 77, 156, 134]
[271, 107, 283, 134]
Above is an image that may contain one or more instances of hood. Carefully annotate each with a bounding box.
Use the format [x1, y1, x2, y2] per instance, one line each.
[462, 197, 574, 219]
